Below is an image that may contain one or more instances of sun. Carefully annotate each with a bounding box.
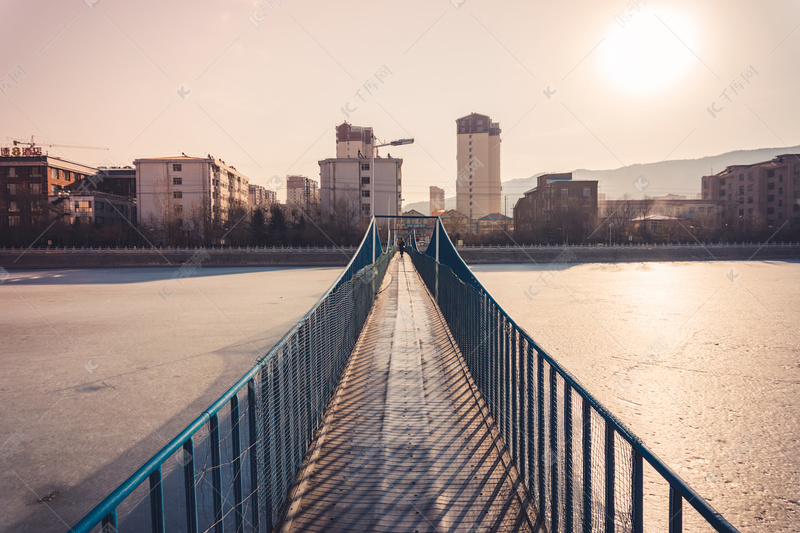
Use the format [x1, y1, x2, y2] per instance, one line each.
[598, 10, 697, 94]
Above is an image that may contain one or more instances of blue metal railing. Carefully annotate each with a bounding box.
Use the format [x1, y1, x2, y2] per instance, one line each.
[70, 220, 390, 533]
[410, 218, 739, 533]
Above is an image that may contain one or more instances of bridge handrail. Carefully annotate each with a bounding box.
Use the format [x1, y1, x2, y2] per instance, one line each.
[412, 218, 738, 532]
[70, 219, 388, 533]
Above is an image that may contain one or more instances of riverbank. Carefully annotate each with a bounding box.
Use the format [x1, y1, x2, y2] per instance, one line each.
[1, 242, 798, 269]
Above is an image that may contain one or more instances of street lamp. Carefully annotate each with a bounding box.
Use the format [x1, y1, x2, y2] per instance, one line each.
[370, 135, 414, 219]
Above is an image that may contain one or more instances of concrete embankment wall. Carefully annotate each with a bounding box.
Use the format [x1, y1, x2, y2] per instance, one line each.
[457, 244, 800, 264]
[1, 244, 798, 269]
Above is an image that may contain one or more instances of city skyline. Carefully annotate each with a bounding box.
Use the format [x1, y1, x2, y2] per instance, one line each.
[1, 0, 799, 206]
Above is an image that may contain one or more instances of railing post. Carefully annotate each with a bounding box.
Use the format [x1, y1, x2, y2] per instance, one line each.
[550, 365, 559, 532]
[183, 438, 198, 533]
[209, 413, 223, 533]
[633, 451, 643, 533]
[149, 468, 165, 533]
[248, 380, 260, 532]
[231, 394, 244, 532]
[101, 511, 117, 533]
[669, 485, 683, 533]
[605, 420, 615, 533]
[435, 220, 440, 303]
[583, 398, 592, 533]
[564, 381, 573, 532]
[526, 343, 535, 505]
[537, 351, 545, 521]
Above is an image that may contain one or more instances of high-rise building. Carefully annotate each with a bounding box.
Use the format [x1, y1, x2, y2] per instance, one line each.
[430, 186, 445, 215]
[135, 154, 250, 231]
[320, 122, 403, 225]
[702, 154, 800, 231]
[249, 183, 275, 208]
[336, 122, 373, 159]
[286, 175, 319, 219]
[455, 113, 501, 224]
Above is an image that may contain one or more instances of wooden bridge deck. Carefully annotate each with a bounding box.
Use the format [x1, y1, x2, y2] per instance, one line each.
[278, 254, 540, 532]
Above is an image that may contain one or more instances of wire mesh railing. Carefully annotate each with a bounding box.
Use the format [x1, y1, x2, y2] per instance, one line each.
[70, 219, 391, 533]
[409, 218, 739, 533]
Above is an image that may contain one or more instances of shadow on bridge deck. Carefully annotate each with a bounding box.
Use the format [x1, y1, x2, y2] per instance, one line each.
[278, 254, 543, 532]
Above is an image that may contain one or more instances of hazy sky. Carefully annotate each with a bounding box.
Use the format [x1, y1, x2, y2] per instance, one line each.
[2, 0, 799, 205]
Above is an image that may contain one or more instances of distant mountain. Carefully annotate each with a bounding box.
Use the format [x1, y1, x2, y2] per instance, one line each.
[403, 146, 800, 215]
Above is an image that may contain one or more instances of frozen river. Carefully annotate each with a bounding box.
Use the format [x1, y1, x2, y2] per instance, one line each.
[0, 267, 341, 532]
[1, 261, 797, 532]
[472, 261, 800, 532]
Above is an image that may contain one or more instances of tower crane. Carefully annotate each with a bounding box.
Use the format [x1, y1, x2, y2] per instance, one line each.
[6, 135, 108, 151]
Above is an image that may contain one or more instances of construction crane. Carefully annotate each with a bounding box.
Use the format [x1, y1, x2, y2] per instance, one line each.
[7, 135, 108, 151]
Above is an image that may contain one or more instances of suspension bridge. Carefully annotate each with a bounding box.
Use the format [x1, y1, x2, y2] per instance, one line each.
[70, 216, 739, 533]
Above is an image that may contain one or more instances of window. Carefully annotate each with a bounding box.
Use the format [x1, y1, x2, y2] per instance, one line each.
[779, 175, 783, 182]
[7, 167, 16, 178]
[768, 182, 775, 190]
[50, 168, 58, 180]
[720, 179, 726, 186]
[8, 216, 20, 227]
[7, 184, 16, 195]
[560, 188, 569, 197]
[361, 203, 370, 214]
[31, 167, 40, 177]
[795, 191, 800, 198]
[738, 198, 744, 204]
[748, 197, 753, 204]
[767, 207, 775, 214]
[172, 164, 182, 172]
[583, 187, 591, 197]
[739, 186, 744, 194]
[779, 187, 783, 194]
[739, 209, 744, 216]
[173, 191, 182, 199]
[747, 184, 754, 191]
[768, 195, 775, 202]
[739, 174, 744, 181]
[778, 200, 783, 207]
[173, 177, 182, 185]
[9, 201, 18, 212]
[794, 163, 800, 174]
[174, 204, 183, 215]
[30, 183, 40, 195]
[361, 176, 370, 185]
[361, 163, 370, 171]
[767, 169, 775, 178]
[361, 190, 370, 197]
[795, 204, 800, 212]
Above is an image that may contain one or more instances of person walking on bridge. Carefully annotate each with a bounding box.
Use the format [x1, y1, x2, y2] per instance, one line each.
[398, 238, 406, 258]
